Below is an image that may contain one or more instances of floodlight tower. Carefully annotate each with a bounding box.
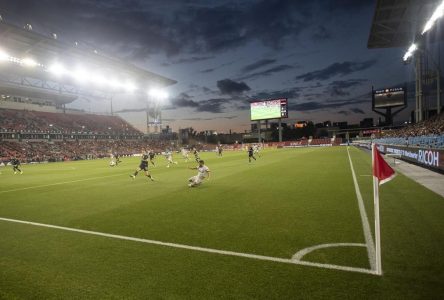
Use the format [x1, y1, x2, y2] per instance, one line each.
[147, 89, 168, 134]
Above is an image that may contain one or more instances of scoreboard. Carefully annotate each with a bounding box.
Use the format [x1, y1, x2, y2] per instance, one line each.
[373, 87, 406, 109]
[250, 98, 288, 121]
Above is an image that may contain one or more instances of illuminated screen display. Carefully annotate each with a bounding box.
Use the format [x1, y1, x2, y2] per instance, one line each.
[373, 87, 406, 108]
[250, 98, 288, 121]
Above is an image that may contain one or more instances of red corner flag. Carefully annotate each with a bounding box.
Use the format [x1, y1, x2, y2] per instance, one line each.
[372, 144, 396, 185]
[371, 143, 396, 275]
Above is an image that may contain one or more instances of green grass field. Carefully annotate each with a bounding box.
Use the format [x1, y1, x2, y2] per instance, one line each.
[0, 146, 443, 299]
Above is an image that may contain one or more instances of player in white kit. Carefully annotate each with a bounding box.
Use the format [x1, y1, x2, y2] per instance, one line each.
[188, 160, 211, 187]
[165, 150, 178, 168]
[181, 148, 189, 161]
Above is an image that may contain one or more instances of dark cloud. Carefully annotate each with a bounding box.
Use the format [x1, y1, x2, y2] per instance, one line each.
[350, 108, 365, 114]
[238, 65, 295, 80]
[195, 98, 228, 113]
[200, 68, 215, 73]
[327, 79, 367, 97]
[240, 59, 276, 73]
[337, 110, 350, 115]
[170, 56, 215, 64]
[288, 92, 370, 111]
[0, 0, 376, 62]
[217, 79, 251, 95]
[253, 87, 301, 100]
[296, 60, 377, 82]
[313, 25, 331, 40]
[169, 93, 200, 108]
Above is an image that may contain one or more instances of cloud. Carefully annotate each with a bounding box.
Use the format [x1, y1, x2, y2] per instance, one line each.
[296, 60, 377, 82]
[169, 56, 215, 64]
[217, 79, 251, 95]
[327, 79, 367, 97]
[200, 68, 215, 73]
[195, 98, 229, 113]
[168, 93, 200, 109]
[337, 110, 350, 115]
[288, 92, 370, 111]
[350, 108, 365, 114]
[240, 59, 276, 73]
[313, 25, 331, 40]
[238, 65, 295, 80]
[253, 87, 301, 100]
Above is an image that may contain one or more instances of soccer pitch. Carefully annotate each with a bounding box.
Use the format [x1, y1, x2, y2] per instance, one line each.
[0, 147, 443, 299]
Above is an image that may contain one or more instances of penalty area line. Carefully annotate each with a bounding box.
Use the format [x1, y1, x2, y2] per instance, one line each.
[0, 173, 126, 194]
[0, 217, 376, 276]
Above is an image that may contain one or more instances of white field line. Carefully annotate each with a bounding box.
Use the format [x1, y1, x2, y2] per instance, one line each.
[0, 173, 125, 194]
[292, 243, 366, 261]
[0, 217, 377, 276]
[346, 147, 377, 271]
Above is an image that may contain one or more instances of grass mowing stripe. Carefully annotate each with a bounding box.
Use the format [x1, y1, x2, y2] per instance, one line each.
[0, 172, 127, 194]
[0, 216, 377, 275]
[346, 146, 376, 271]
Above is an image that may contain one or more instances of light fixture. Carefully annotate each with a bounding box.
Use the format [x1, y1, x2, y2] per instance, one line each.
[422, 0, 444, 35]
[149, 88, 168, 99]
[0, 50, 9, 61]
[21, 57, 38, 67]
[403, 43, 417, 62]
[48, 63, 66, 76]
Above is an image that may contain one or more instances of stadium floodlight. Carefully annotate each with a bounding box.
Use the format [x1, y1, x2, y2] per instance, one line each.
[48, 63, 66, 76]
[21, 57, 38, 67]
[422, 0, 444, 35]
[107, 78, 120, 89]
[124, 81, 136, 93]
[403, 43, 417, 62]
[90, 73, 107, 85]
[148, 88, 168, 100]
[72, 67, 88, 82]
[0, 50, 9, 61]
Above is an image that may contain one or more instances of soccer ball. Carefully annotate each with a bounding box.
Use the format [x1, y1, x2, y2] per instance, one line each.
[109, 161, 116, 167]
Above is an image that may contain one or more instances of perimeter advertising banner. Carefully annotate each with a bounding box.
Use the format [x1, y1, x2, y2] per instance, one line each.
[376, 144, 444, 172]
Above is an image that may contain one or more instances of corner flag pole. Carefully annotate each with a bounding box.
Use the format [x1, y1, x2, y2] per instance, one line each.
[372, 143, 382, 275]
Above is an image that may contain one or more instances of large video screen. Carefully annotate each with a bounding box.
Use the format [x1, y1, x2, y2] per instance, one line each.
[250, 98, 288, 121]
[373, 87, 406, 108]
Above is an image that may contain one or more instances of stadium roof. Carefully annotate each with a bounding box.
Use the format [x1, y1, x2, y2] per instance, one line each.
[0, 21, 177, 88]
[368, 0, 443, 49]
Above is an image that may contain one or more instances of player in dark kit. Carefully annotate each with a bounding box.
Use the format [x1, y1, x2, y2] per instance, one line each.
[148, 150, 156, 166]
[130, 153, 154, 181]
[248, 146, 256, 163]
[11, 157, 23, 174]
[193, 149, 200, 163]
[114, 153, 121, 166]
[217, 145, 223, 157]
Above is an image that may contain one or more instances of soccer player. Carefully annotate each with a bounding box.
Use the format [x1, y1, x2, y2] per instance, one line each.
[188, 160, 210, 187]
[165, 150, 178, 168]
[193, 148, 200, 163]
[11, 157, 23, 174]
[181, 148, 189, 162]
[130, 152, 154, 181]
[248, 146, 256, 163]
[148, 150, 156, 166]
[109, 153, 116, 167]
[114, 153, 121, 165]
[217, 145, 223, 157]
[253, 144, 261, 157]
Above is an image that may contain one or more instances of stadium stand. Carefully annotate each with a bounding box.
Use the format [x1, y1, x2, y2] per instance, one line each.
[373, 113, 444, 148]
[0, 108, 141, 135]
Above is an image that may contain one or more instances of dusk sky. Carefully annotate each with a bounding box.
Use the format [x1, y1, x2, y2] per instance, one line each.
[0, 0, 416, 132]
